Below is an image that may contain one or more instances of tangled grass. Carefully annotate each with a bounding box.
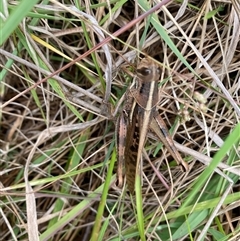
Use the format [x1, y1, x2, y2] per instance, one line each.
[0, 0, 240, 240]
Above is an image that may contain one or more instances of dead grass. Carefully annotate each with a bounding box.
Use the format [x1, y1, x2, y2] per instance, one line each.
[0, 0, 240, 240]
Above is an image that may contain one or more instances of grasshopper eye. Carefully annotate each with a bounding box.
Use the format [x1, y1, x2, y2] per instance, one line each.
[137, 67, 151, 76]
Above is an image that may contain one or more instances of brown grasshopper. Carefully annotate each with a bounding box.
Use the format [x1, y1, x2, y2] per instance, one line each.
[116, 58, 189, 193]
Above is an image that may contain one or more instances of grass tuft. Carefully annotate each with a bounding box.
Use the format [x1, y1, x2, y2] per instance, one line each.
[1, 0, 240, 240]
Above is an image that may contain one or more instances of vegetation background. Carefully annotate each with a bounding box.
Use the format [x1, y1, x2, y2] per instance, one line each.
[0, 0, 240, 240]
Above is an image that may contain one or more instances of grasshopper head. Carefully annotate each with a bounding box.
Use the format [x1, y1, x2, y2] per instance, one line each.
[136, 58, 161, 82]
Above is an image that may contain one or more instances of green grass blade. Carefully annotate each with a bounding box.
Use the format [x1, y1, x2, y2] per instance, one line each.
[39, 179, 114, 241]
[0, 0, 40, 45]
[90, 142, 116, 241]
[135, 174, 146, 241]
[137, 0, 196, 74]
[183, 122, 240, 208]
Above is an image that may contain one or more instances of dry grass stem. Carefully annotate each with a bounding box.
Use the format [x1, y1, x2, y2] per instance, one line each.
[1, 0, 240, 240]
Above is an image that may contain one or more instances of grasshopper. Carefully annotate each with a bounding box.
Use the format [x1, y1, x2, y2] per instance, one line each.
[116, 58, 189, 193]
